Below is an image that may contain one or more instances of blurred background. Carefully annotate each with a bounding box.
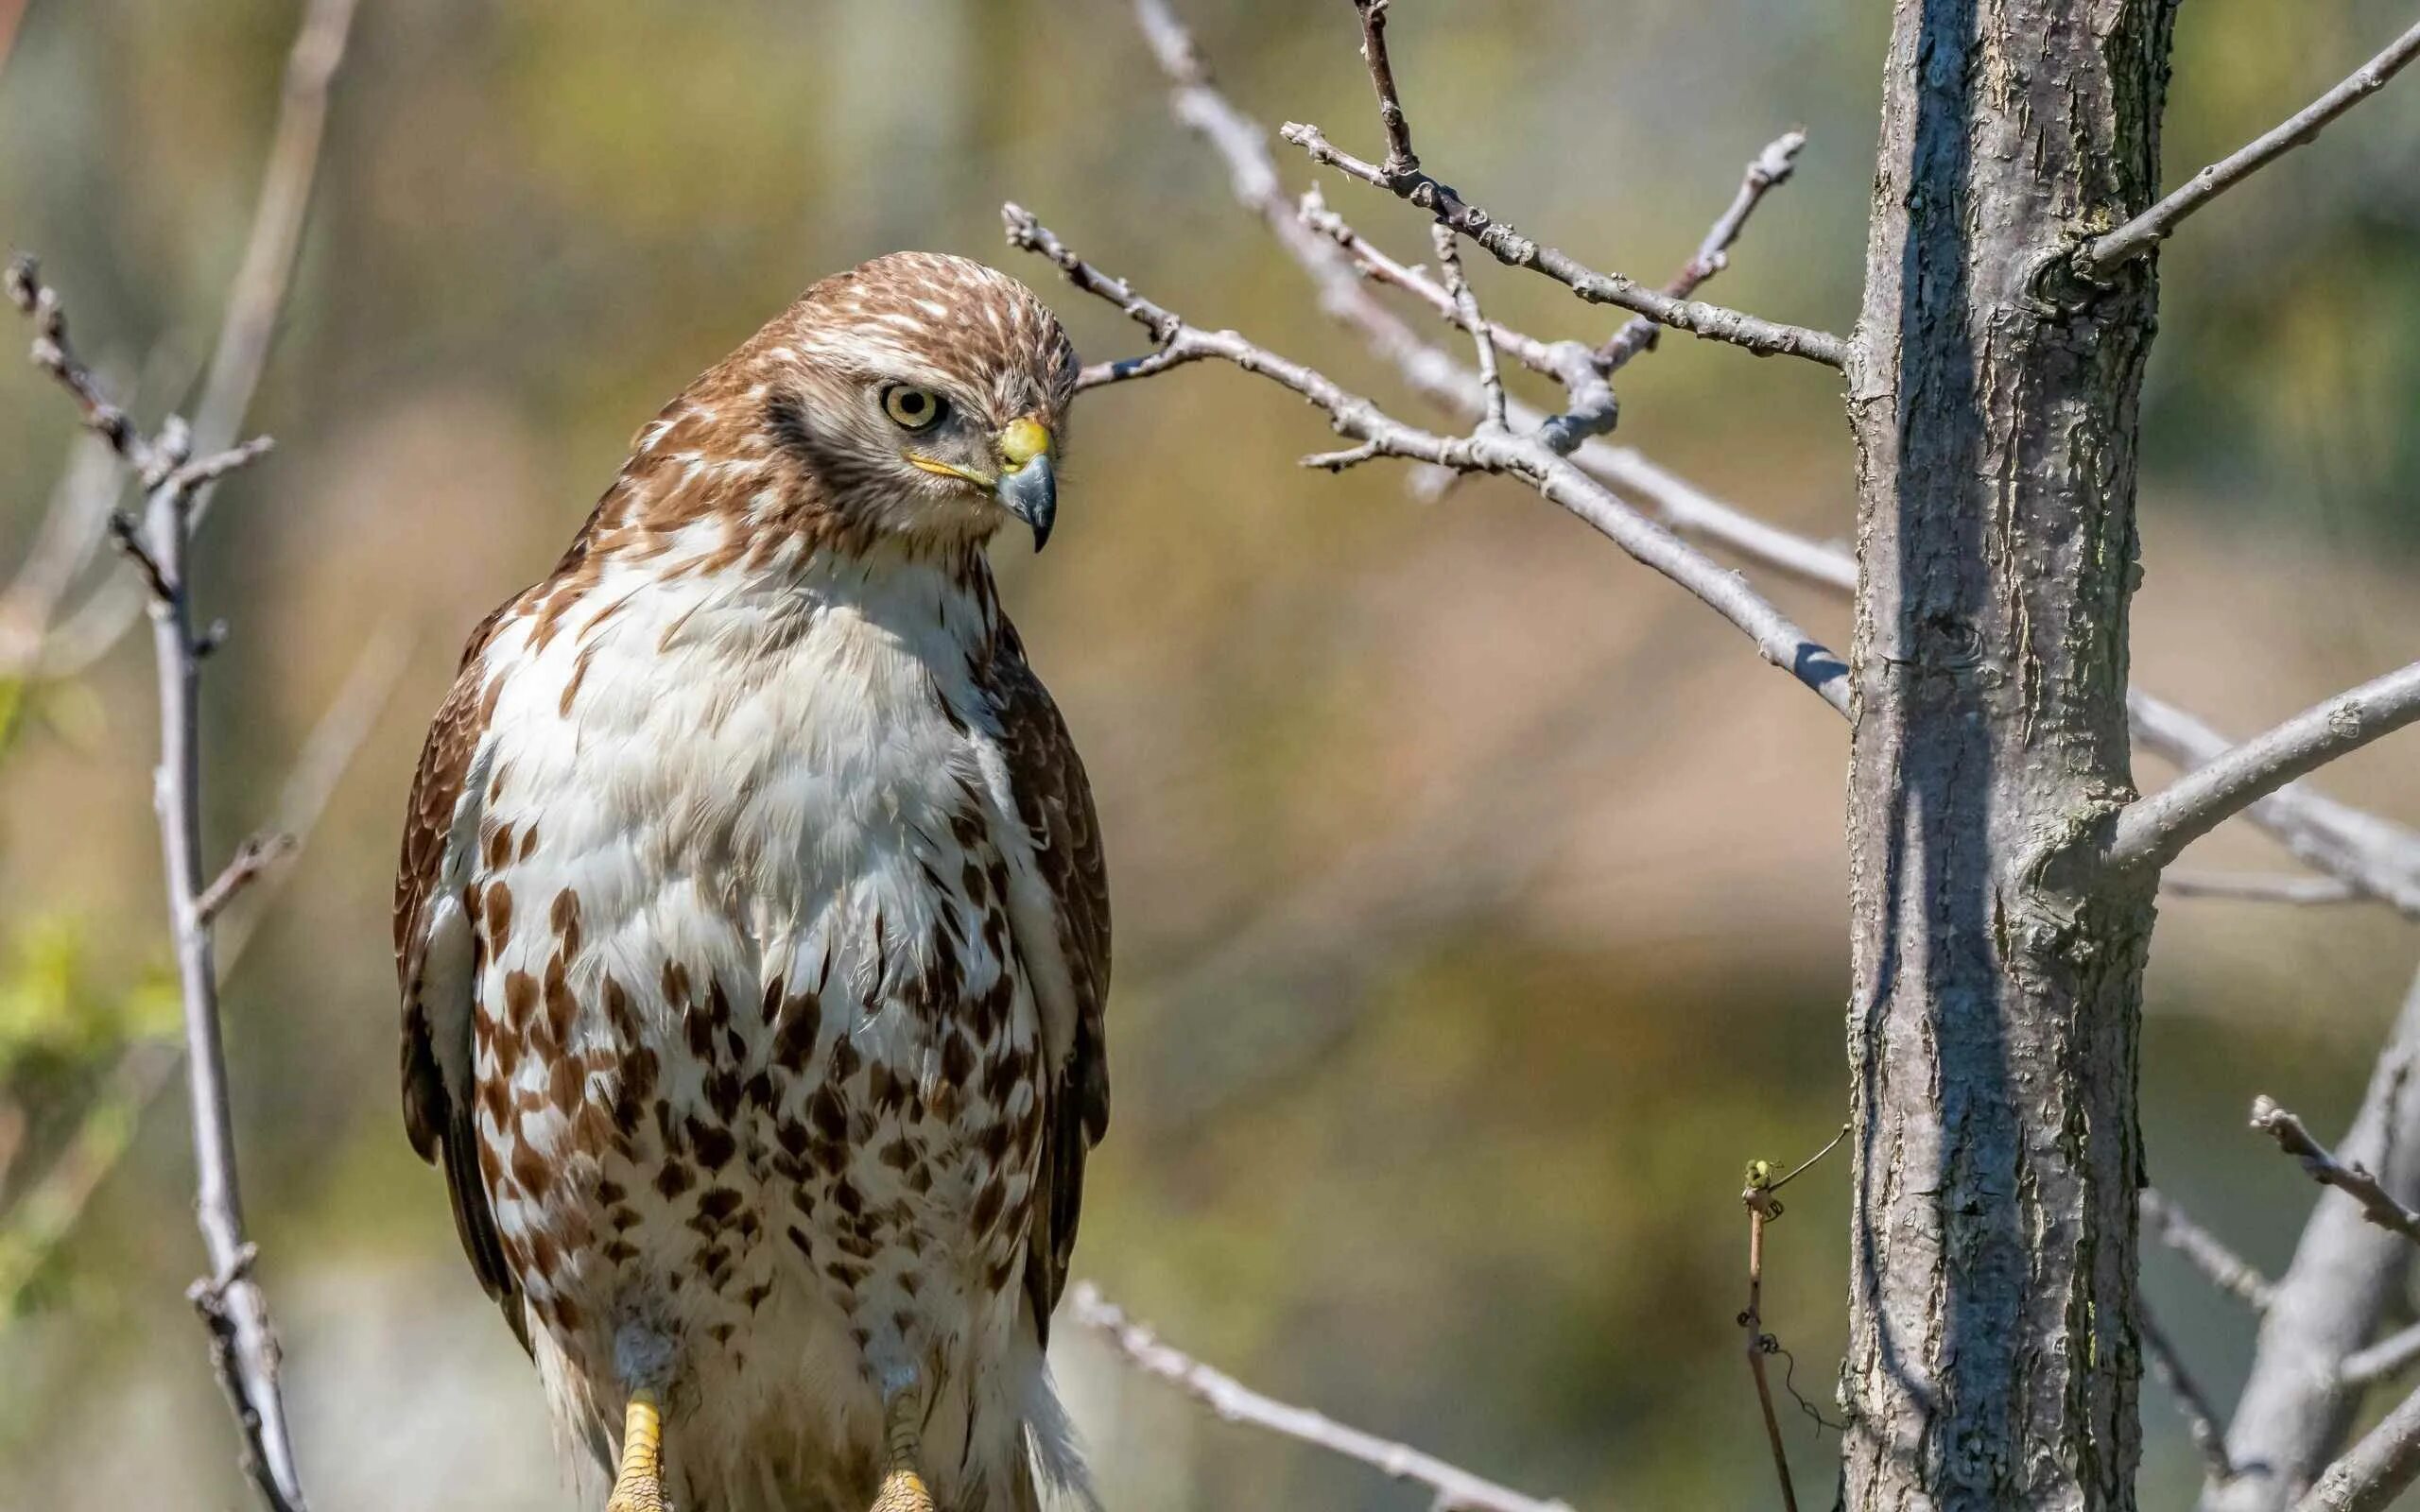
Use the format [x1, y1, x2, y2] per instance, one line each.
[2, 0, 2416, 1506]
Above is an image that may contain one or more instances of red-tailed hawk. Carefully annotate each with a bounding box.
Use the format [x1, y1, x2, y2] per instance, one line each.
[394, 252, 1110, 1512]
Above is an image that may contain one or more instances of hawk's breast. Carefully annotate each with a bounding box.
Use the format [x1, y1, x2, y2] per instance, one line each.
[459, 544, 1051, 1417]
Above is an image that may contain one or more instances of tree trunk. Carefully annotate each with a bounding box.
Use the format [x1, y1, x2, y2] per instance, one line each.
[1843, 2, 2181, 1509]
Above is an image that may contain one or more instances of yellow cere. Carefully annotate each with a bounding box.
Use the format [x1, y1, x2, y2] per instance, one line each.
[997, 417, 1050, 469]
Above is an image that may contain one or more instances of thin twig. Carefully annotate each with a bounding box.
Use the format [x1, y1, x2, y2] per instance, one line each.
[1068, 1282, 1573, 1512]
[1300, 187, 1616, 451]
[6, 254, 156, 473]
[1599, 129, 1806, 370]
[1350, 0, 1417, 177]
[1281, 122, 1849, 368]
[1430, 221, 1507, 434]
[1305, 0, 1845, 369]
[2161, 871, 2365, 907]
[2144, 1298, 2238, 1481]
[2140, 1187, 2276, 1311]
[2254, 1096, 2420, 1248]
[2082, 17, 2420, 276]
[1007, 204, 1851, 715]
[1740, 1187, 1800, 1512]
[2114, 662, 2420, 871]
[196, 833, 301, 927]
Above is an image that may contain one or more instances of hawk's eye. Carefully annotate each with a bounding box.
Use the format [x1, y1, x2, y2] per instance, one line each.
[881, 385, 946, 431]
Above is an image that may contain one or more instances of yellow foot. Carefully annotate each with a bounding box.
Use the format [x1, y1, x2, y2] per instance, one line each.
[871, 1468, 934, 1512]
[869, 1388, 935, 1512]
[607, 1386, 667, 1512]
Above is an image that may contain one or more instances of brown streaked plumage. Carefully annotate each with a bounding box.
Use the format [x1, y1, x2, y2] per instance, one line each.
[394, 252, 1106, 1512]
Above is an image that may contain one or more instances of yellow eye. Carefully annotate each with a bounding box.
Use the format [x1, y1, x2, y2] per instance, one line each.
[882, 385, 945, 431]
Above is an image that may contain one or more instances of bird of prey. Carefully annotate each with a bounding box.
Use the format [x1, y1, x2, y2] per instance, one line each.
[394, 252, 1110, 1512]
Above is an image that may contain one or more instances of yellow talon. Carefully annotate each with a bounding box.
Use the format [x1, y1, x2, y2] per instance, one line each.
[608, 1386, 666, 1512]
[870, 1391, 935, 1512]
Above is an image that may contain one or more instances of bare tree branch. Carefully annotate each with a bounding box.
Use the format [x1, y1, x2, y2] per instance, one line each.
[2129, 692, 2420, 919]
[2145, 1298, 2238, 1481]
[2114, 662, 2420, 872]
[2141, 1187, 2276, 1311]
[2080, 17, 2420, 277]
[2161, 872, 2365, 907]
[1069, 1282, 1575, 1512]
[2254, 1096, 2420, 1249]
[1128, 0, 2420, 929]
[2292, 1378, 2420, 1512]
[196, 833, 301, 928]
[1298, 187, 1616, 450]
[1007, 204, 1852, 715]
[1281, 1, 1846, 368]
[1281, 121, 1850, 368]
[10, 257, 306, 1512]
[1349, 0, 1418, 178]
[1598, 129, 1806, 370]
[1428, 221, 1507, 435]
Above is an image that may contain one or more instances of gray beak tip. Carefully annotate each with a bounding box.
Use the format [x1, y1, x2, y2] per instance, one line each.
[995, 455, 1057, 554]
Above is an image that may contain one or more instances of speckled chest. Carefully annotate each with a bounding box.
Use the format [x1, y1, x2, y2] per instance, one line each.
[457, 547, 1050, 1376]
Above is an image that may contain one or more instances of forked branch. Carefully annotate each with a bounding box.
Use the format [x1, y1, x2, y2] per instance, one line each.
[1005, 204, 1851, 715]
[1279, 4, 1846, 368]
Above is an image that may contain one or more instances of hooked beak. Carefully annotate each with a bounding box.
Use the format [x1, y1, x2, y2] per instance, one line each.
[993, 416, 1056, 552]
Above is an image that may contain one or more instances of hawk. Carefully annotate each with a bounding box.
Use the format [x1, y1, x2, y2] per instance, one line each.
[394, 252, 1110, 1512]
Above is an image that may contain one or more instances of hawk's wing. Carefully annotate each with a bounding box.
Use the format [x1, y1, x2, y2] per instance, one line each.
[977, 626, 1111, 1343]
[394, 606, 526, 1347]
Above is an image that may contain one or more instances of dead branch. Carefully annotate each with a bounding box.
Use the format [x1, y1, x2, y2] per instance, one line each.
[1598, 130, 1806, 370]
[2253, 1096, 2420, 1248]
[1006, 204, 1852, 715]
[1280, 4, 1846, 368]
[2081, 17, 2420, 276]
[1069, 1282, 1575, 1512]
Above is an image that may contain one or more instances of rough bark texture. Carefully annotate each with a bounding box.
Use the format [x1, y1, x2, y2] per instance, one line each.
[2204, 970, 2420, 1512]
[1844, 3, 2180, 1509]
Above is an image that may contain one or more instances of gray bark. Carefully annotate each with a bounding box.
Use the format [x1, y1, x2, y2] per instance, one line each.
[1843, 2, 2181, 1508]
[2204, 968, 2420, 1512]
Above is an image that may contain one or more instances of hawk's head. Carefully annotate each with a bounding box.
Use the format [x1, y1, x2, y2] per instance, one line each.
[662, 251, 1080, 558]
